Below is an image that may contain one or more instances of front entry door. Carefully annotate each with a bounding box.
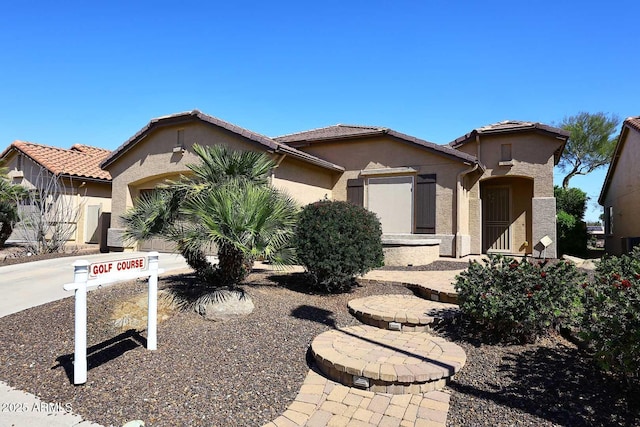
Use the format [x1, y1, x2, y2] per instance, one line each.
[483, 186, 511, 252]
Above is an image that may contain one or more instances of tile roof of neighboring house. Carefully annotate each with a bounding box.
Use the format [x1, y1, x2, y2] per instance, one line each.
[449, 120, 571, 148]
[599, 116, 640, 204]
[274, 124, 481, 166]
[626, 117, 640, 133]
[100, 110, 345, 172]
[70, 144, 111, 156]
[0, 141, 112, 181]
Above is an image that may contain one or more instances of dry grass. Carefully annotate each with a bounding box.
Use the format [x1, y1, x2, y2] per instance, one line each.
[110, 290, 182, 331]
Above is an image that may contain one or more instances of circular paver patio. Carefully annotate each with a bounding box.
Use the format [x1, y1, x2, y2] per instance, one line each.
[311, 324, 466, 394]
[348, 294, 459, 331]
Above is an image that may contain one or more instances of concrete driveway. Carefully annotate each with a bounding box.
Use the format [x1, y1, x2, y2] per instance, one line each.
[0, 252, 191, 318]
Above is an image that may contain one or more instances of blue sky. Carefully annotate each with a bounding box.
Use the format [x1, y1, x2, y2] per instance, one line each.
[1, 0, 638, 221]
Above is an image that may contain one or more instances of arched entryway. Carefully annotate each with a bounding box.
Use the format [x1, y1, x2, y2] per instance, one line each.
[127, 173, 182, 253]
[481, 177, 533, 254]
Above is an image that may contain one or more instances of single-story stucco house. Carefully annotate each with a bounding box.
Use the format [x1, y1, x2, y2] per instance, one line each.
[598, 116, 640, 255]
[101, 110, 568, 258]
[0, 141, 112, 247]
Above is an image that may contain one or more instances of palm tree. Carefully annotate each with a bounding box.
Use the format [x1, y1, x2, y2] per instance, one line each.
[122, 145, 298, 287]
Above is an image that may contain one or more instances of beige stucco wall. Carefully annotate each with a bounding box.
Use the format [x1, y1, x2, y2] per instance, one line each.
[106, 121, 338, 250]
[602, 127, 640, 255]
[297, 136, 471, 238]
[109, 122, 270, 229]
[458, 132, 561, 197]
[73, 181, 112, 244]
[272, 156, 336, 204]
[107, 122, 264, 229]
[458, 132, 561, 256]
[382, 243, 440, 266]
[3, 151, 111, 244]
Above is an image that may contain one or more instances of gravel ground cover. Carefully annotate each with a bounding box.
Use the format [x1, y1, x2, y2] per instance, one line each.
[438, 319, 639, 427]
[0, 243, 100, 266]
[0, 269, 637, 426]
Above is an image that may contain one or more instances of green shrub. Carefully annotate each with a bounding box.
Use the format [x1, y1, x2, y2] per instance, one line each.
[557, 210, 588, 257]
[580, 247, 640, 379]
[454, 254, 585, 343]
[554, 186, 588, 257]
[294, 200, 384, 293]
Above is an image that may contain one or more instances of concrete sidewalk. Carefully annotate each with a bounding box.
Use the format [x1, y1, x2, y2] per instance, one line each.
[0, 251, 193, 427]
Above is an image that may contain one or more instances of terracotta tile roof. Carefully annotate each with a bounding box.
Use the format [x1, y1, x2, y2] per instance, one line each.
[599, 116, 640, 204]
[449, 120, 570, 148]
[274, 124, 481, 166]
[1, 141, 111, 181]
[101, 110, 345, 173]
[626, 116, 640, 133]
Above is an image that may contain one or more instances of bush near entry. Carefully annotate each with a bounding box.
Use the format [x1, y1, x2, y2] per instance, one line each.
[581, 247, 640, 380]
[294, 200, 384, 293]
[454, 254, 585, 343]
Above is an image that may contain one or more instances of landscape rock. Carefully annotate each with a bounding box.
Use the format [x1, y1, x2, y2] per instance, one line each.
[194, 289, 254, 321]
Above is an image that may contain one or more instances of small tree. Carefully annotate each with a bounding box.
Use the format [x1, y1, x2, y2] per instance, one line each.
[12, 167, 83, 254]
[294, 200, 384, 293]
[558, 112, 620, 189]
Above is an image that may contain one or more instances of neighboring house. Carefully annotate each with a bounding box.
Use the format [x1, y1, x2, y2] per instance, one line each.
[0, 141, 112, 246]
[599, 116, 640, 255]
[586, 225, 605, 249]
[102, 110, 568, 258]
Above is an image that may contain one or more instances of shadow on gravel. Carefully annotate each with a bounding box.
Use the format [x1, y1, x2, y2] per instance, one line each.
[53, 329, 146, 385]
[448, 343, 640, 426]
[269, 273, 360, 295]
[291, 305, 336, 328]
[376, 260, 470, 271]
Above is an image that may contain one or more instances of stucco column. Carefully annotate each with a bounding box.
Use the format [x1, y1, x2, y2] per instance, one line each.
[532, 197, 557, 258]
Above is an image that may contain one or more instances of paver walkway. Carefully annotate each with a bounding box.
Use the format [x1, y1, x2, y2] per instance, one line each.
[348, 295, 459, 331]
[264, 261, 468, 426]
[311, 325, 466, 394]
[264, 370, 451, 427]
[360, 269, 465, 304]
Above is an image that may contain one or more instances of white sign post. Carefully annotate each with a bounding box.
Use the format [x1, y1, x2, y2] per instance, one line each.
[63, 252, 163, 385]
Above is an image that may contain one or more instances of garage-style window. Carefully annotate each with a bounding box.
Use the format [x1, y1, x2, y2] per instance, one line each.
[348, 174, 436, 235]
